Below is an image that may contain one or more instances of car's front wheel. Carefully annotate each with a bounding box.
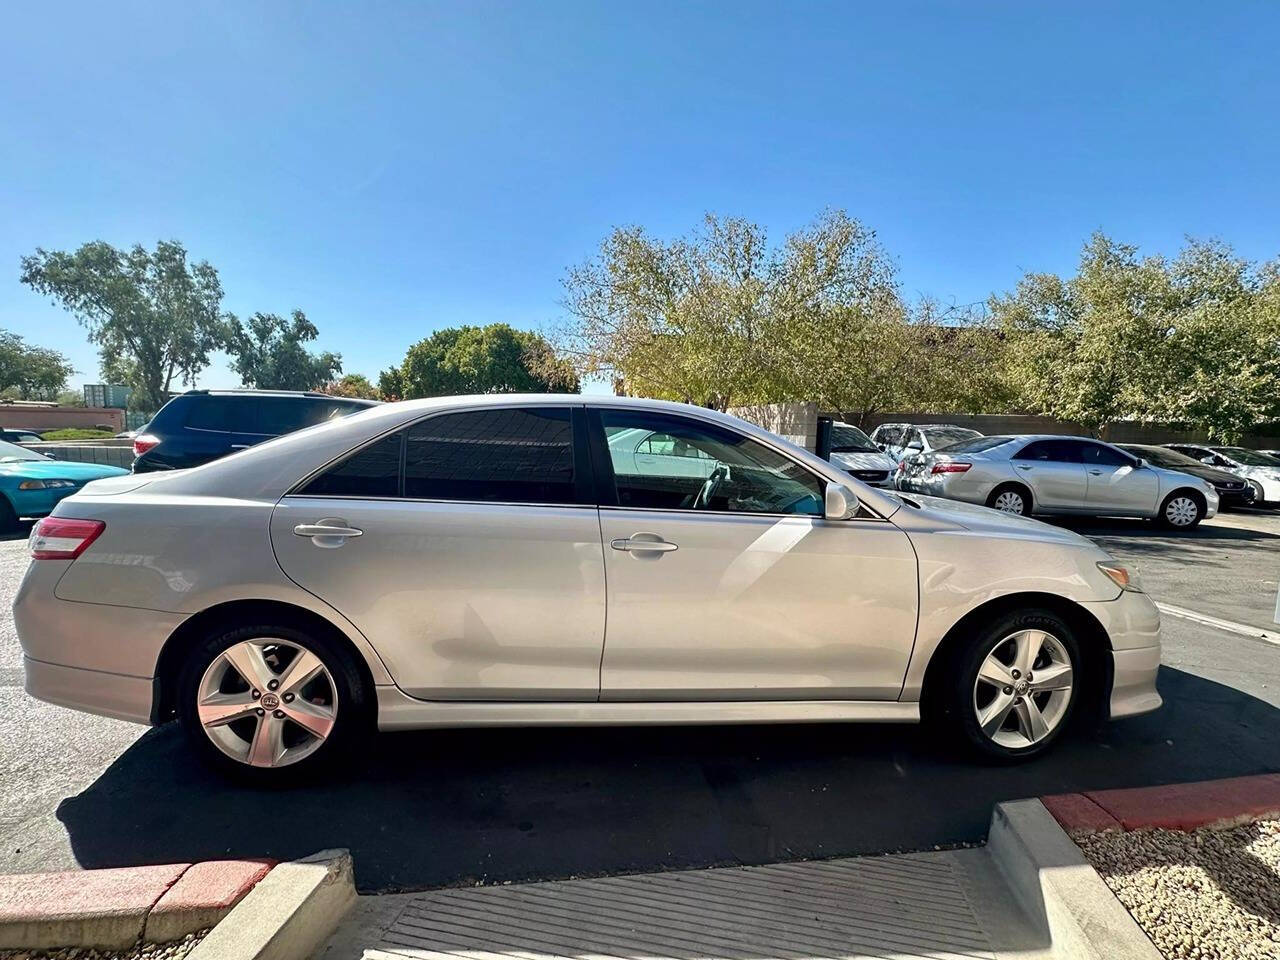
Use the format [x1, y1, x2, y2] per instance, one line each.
[942, 609, 1081, 762]
[177, 623, 370, 781]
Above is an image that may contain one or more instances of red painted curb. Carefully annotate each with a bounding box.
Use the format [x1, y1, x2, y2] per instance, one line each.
[1043, 773, 1280, 833]
[145, 859, 275, 942]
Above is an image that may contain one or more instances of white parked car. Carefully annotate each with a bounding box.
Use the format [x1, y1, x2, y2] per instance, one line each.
[827, 422, 898, 487]
[16, 396, 1161, 780]
[870, 423, 984, 463]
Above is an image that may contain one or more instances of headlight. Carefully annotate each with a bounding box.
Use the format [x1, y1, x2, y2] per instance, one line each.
[1097, 561, 1143, 593]
[18, 479, 77, 490]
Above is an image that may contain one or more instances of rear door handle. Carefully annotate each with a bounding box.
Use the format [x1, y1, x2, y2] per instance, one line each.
[1016, 464, 1033, 471]
[294, 519, 364, 548]
[1088, 469, 1103, 476]
[610, 535, 678, 553]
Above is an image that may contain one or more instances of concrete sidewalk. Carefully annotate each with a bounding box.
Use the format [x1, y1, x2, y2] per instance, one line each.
[317, 846, 1052, 960]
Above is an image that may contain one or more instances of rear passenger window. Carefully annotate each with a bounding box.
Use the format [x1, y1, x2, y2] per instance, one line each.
[1014, 440, 1082, 463]
[183, 396, 257, 432]
[299, 432, 403, 498]
[404, 408, 577, 504]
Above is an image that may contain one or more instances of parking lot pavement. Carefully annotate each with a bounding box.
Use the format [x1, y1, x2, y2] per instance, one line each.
[2, 512, 1278, 893]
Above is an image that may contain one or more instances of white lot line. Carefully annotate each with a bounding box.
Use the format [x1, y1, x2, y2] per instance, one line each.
[1155, 601, 1280, 646]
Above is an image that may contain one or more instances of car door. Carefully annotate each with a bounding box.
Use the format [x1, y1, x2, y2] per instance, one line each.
[1082, 442, 1158, 515]
[1010, 439, 1088, 510]
[590, 408, 919, 701]
[270, 404, 606, 701]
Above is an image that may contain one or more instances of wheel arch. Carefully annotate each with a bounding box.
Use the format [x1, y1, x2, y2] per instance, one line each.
[986, 480, 1034, 512]
[151, 598, 381, 724]
[920, 591, 1113, 725]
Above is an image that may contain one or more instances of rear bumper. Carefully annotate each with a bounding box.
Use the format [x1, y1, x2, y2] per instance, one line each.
[23, 656, 156, 724]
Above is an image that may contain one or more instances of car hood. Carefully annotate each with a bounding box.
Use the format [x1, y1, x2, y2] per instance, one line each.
[0, 460, 129, 482]
[1160, 463, 1243, 485]
[892, 492, 1097, 548]
[830, 450, 897, 471]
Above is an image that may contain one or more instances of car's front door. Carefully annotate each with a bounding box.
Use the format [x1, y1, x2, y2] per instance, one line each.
[270, 405, 606, 701]
[1010, 439, 1088, 510]
[1082, 442, 1159, 515]
[590, 408, 919, 701]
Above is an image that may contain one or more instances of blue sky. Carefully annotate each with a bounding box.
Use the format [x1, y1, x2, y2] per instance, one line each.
[2, 1, 1277, 392]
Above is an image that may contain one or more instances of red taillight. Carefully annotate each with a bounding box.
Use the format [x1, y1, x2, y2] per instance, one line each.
[29, 517, 105, 560]
[931, 461, 972, 475]
[133, 434, 159, 457]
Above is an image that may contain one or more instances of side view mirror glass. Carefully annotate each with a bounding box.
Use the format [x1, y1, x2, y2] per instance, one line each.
[824, 481, 860, 520]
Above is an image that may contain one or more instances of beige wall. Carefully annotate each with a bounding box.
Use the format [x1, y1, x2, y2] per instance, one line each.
[0, 405, 124, 432]
[728, 402, 819, 451]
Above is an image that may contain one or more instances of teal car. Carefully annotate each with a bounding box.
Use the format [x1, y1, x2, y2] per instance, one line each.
[0, 440, 128, 530]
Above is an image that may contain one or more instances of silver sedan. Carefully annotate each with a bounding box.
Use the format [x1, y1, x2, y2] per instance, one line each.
[17, 398, 1161, 780]
[897, 434, 1219, 528]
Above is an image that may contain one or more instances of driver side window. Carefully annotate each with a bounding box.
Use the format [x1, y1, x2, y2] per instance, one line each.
[598, 410, 824, 516]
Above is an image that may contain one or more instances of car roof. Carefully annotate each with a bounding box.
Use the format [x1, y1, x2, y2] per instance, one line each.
[178, 388, 378, 404]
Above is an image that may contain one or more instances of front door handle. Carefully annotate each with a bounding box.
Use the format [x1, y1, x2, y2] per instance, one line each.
[1088, 469, 1103, 476]
[1016, 464, 1033, 471]
[294, 519, 364, 548]
[610, 534, 678, 553]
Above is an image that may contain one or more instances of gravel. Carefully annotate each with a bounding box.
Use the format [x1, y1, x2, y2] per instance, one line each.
[1077, 819, 1280, 959]
[0, 930, 208, 960]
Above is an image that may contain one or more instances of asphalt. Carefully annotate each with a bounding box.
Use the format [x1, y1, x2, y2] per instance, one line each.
[2, 511, 1278, 894]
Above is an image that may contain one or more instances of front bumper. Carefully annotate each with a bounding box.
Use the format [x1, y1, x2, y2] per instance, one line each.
[1080, 589, 1163, 719]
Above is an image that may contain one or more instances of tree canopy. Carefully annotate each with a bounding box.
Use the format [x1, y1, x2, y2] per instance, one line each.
[0, 330, 75, 401]
[322, 372, 380, 400]
[380, 323, 578, 400]
[20, 240, 225, 413]
[225, 310, 343, 391]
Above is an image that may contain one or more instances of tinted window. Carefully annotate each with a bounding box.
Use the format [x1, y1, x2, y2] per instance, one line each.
[404, 408, 577, 503]
[300, 431, 402, 498]
[182, 395, 257, 432]
[1082, 443, 1133, 467]
[830, 423, 877, 452]
[1214, 447, 1280, 466]
[944, 436, 1014, 454]
[873, 426, 903, 445]
[1015, 440, 1083, 463]
[258, 397, 359, 435]
[923, 427, 981, 448]
[601, 411, 824, 515]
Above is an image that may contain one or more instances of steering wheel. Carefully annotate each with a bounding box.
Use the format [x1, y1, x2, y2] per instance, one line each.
[694, 463, 731, 510]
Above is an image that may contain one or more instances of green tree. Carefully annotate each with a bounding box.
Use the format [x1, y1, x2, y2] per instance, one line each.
[225, 310, 343, 390]
[0, 330, 76, 400]
[20, 240, 225, 413]
[322, 372, 380, 400]
[382, 323, 578, 398]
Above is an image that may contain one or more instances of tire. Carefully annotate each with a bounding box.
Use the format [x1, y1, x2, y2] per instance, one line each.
[986, 483, 1032, 516]
[0, 497, 18, 533]
[937, 608, 1082, 762]
[1157, 490, 1204, 529]
[177, 622, 371, 782]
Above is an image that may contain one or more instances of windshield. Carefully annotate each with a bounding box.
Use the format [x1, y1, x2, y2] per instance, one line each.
[924, 427, 982, 448]
[829, 423, 878, 453]
[1213, 447, 1280, 467]
[0, 439, 48, 463]
[1120, 445, 1201, 469]
[938, 436, 1014, 455]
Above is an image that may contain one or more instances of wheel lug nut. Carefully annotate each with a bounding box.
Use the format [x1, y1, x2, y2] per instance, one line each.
[267, 680, 279, 691]
[273, 710, 285, 719]
[283, 693, 294, 703]
[1003, 686, 1013, 695]
[1011, 670, 1020, 679]
[251, 690, 261, 699]
[255, 708, 265, 717]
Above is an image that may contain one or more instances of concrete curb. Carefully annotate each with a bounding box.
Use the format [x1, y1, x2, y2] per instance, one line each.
[987, 798, 1162, 960]
[0, 860, 272, 950]
[186, 850, 356, 960]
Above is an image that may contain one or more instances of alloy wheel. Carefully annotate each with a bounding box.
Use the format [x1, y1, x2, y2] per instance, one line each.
[971, 628, 1073, 749]
[993, 491, 1025, 514]
[1165, 496, 1199, 527]
[196, 638, 338, 768]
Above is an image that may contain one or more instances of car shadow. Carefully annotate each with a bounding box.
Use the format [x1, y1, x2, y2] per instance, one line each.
[55, 667, 1280, 893]
[0, 521, 35, 542]
[1049, 514, 1280, 542]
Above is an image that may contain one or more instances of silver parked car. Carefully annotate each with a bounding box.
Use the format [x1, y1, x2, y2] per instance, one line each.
[17, 397, 1161, 780]
[897, 435, 1219, 528]
[870, 423, 984, 463]
[1163, 444, 1280, 506]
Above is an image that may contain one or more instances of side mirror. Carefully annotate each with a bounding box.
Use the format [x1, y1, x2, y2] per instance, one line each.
[1200, 456, 1215, 465]
[824, 481, 860, 520]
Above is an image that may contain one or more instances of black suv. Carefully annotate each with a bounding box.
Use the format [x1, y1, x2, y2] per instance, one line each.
[132, 390, 378, 472]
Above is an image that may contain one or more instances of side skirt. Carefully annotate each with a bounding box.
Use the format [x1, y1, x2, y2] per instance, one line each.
[375, 686, 920, 730]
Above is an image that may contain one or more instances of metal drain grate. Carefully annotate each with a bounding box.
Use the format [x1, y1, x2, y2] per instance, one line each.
[373, 852, 996, 960]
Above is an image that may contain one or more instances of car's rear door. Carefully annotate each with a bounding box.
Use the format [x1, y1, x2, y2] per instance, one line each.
[1010, 439, 1088, 510]
[270, 404, 606, 701]
[1082, 442, 1158, 515]
[590, 407, 918, 701]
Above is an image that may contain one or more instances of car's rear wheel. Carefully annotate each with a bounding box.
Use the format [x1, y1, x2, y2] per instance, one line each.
[1157, 490, 1204, 529]
[986, 483, 1032, 516]
[942, 608, 1081, 762]
[177, 623, 370, 781]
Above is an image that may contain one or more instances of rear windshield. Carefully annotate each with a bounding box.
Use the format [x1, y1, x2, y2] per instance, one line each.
[175, 394, 374, 435]
[923, 427, 982, 448]
[938, 436, 1013, 455]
